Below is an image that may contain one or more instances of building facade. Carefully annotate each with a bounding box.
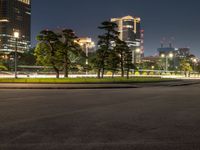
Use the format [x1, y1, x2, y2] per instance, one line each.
[0, 0, 31, 55]
[175, 48, 190, 58]
[111, 15, 143, 64]
[157, 44, 194, 70]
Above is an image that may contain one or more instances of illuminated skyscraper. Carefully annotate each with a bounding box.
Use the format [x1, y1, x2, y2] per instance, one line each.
[111, 15, 142, 63]
[0, 0, 31, 54]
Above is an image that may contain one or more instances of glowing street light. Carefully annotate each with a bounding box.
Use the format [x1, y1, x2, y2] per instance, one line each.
[169, 53, 174, 58]
[13, 31, 19, 79]
[161, 54, 165, 58]
[192, 58, 197, 63]
[76, 38, 95, 75]
[191, 58, 198, 72]
[161, 53, 174, 72]
[135, 48, 141, 53]
[14, 31, 19, 38]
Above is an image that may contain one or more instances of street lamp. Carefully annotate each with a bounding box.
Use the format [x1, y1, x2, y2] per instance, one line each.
[191, 58, 198, 72]
[14, 31, 19, 79]
[134, 48, 141, 64]
[161, 54, 165, 58]
[161, 53, 173, 72]
[135, 48, 141, 53]
[82, 41, 95, 75]
[76, 38, 95, 75]
[169, 53, 174, 58]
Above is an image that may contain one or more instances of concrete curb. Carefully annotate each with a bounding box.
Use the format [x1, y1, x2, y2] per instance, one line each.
[0, 80, 199, 89]
[168, 82, 200, 87]
[0, 84, 139, 90]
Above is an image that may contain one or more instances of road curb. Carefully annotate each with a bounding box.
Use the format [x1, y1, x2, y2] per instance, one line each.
[168, 82, 200, 87]
[0, 85, 139, 90]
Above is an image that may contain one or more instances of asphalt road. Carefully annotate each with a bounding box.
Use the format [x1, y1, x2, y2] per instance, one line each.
[0, 84, 200, 150]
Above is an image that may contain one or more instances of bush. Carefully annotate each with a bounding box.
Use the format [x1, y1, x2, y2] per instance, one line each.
[0, 65, 8, 71]
[135, 71, 140, 75]
[106, 71, 113, 76]
[142, 72, 147, 75]
[149, 72, 154, 75]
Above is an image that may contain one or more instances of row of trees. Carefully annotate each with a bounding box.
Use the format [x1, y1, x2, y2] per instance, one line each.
[91, 21, 135, 78]
[1, 21, 200, 78]
[35, 29, 83, 78]
[0, 48, 36, 71]
[138, 56, 200, 77]
[34, 21, 135, 78]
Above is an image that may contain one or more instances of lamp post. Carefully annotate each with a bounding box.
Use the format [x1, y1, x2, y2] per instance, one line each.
[161, 53, 173, 72]
[134, 48, 141, 64]
[76, 38, 95, 75]
[191, 58, 197, 72]
[14, 31, 19, 79]
[85, 43, 89, 75]
[84, 42, 95, 75]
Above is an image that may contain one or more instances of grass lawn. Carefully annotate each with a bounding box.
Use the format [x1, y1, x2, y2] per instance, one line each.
[0, 77, 176, 84]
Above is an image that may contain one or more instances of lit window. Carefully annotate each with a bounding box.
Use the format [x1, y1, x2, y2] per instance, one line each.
[18, 0, 30, 5]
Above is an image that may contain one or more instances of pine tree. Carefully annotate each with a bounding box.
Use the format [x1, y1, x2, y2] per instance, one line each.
[35, 30, 62, 78]
[59, 29, 83, 78]
[96, 21, 119, 78]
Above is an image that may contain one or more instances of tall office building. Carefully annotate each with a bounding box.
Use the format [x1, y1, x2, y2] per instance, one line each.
[0, 0, 31, 55]
[111, 15, 142, 63]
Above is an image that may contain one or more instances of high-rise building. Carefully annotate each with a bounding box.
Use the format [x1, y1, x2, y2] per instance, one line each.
[0, 0, 31, 55]
[111, 15, 142, 63]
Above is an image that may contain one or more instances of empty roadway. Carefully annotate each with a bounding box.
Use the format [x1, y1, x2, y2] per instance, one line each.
[0, 83, 200, 150]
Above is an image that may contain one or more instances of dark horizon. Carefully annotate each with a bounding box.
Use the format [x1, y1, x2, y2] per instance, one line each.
[32, 0, 200, 57]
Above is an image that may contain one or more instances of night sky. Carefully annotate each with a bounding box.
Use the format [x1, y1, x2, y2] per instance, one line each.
[32, 0, 200, 56]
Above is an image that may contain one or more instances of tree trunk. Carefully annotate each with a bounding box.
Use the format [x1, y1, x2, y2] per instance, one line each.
[121, 67, 124, 77]
[56, 71, 60, 79]
[112, 71, 115, 78]
[54, 67, 60, 78]
[101, 68, 105, 78]
[64, 61, 69, 78]
[97, 69, 101, 78]
[101, 62, 105, 78]
[64, 64, 69, 78]
[121, 56, 124, 77]
[127, 69, 130, 79]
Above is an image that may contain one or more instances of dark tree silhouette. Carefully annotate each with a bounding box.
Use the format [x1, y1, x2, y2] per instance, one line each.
[59, 29, 83, 78]
[35, 30, 62, 78]
[96, 21, 119, 78]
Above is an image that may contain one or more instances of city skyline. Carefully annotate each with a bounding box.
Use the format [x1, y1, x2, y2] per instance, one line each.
[32, 0, 200, 57]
